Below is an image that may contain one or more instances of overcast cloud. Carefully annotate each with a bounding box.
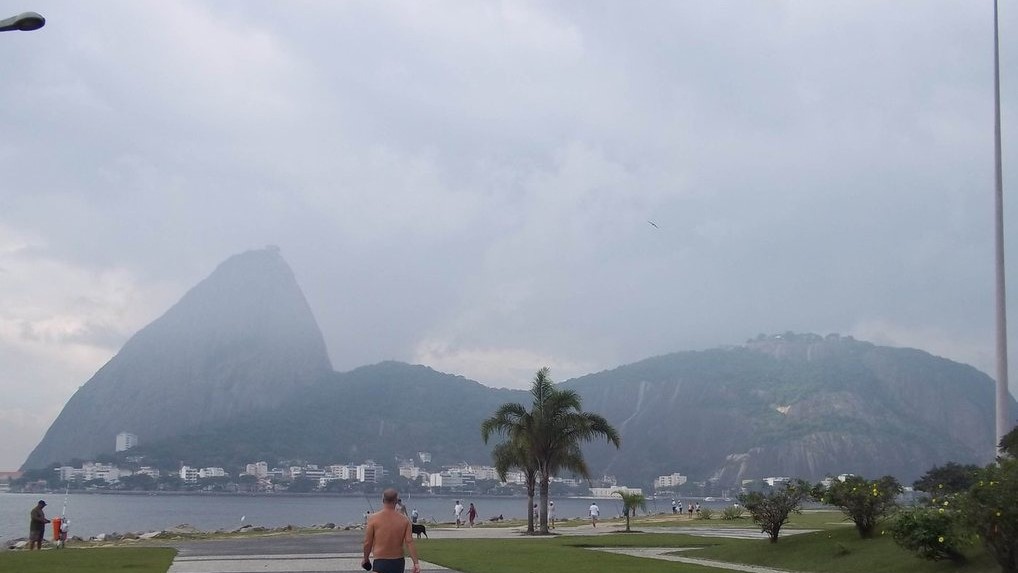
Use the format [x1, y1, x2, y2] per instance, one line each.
[0, 0, 1015, 469]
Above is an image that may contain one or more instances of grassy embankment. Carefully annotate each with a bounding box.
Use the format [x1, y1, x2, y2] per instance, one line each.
[0, 547, 176, 573]
[422, 510, 1000, 573]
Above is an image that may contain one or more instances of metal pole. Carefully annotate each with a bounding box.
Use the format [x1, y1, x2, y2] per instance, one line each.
[993, 0, 1011, 455]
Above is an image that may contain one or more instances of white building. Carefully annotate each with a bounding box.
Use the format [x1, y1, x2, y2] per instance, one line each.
[180, 466, 200, 483]
[430, 469, 475, 489]
[199, 467, 227, 479]
[245, 462, 269, 477]
[115, 432, 138, 452]
[136, 466, 161, 479]
[356, 461, 384, 483]
[417, 452, 432, 464]
[654, 473, 688, 489]
[590, 485, 643, 498]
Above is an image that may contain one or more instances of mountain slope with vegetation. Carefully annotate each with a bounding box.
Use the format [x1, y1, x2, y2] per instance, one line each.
[24, 250, 1010, 486]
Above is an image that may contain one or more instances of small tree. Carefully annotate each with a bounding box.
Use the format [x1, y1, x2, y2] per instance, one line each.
[614, 490, 647, 532]
[738, 479, 810, 543]
[962, 457, 1018, 573]
[813, 475, 902, 539]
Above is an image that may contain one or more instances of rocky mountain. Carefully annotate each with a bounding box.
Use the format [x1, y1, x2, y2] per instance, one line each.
[133, 361, 527, 470]
[22, 247, 1012, 486]
[21, 247, 333, 470]
[118, 335, 1008, 488]
[569, 333, 1010, 486]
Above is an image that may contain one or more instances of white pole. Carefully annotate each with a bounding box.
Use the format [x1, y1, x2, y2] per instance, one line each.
[993, 0, 1011, 455]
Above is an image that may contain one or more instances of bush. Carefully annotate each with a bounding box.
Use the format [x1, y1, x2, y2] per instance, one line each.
[961, 458, 1018, 573]
[888, 504, 968, 562]
[738, 479, 810, 543]
[697, 507, 714, 520]
[813, 475, 902, 539]
[721, 505, 745, 520]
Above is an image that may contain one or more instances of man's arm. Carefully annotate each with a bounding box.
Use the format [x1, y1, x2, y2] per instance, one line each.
[362, 519, 374, 565]
[403, 521, 421, 573]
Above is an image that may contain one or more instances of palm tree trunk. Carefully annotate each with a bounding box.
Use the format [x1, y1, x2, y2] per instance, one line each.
[526, 487, 535, 534]
[539, 474, 550, 534]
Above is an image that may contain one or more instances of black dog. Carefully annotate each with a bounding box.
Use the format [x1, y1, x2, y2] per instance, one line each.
[412, 523, 428, 539]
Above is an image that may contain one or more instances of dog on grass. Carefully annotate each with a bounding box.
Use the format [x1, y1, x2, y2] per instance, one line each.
[411, 523, 428, 539]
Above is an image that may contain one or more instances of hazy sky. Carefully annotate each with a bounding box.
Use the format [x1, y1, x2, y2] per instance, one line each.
[1, 1, 1015, 470]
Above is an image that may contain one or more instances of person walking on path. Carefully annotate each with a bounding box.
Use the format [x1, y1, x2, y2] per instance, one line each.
[467, 503, 477, 527]
[549, 501, 556, 529]
[362, 488, 421, 573]
[453, 500, 464, 528]
[29, 500, 49, 551]
[589, 502, 600, 528]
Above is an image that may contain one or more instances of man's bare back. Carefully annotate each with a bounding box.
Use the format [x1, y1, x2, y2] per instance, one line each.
[363, 488, 420, 573]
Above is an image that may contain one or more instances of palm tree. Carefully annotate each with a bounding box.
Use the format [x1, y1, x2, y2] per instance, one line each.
[482, 367, 621, 535]
[529, 367, 621, 534]
[614, 490, 647, 532]
[482, 402, 540, 533]
[490, 438, 538, 533]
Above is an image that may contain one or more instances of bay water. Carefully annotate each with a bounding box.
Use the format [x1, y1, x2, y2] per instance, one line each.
[1, 492, 716, 541]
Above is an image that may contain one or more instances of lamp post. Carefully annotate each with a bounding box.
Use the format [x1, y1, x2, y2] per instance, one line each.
[993, 0, 1010, 455]
[0, 11, 45, 32]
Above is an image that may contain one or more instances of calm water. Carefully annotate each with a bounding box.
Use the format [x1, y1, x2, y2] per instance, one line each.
[0, 492, 719, 541]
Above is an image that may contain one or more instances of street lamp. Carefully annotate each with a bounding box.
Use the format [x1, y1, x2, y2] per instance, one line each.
[0, 11, 45, 32]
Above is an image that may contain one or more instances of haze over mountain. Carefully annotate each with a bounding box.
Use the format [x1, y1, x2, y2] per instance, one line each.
[23, 249, 1013, 487]
[21, 247, 332, 470]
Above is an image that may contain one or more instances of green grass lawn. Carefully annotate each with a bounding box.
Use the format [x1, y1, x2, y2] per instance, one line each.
[421, 513, 1001, 573]
[0, 547, 176, 573]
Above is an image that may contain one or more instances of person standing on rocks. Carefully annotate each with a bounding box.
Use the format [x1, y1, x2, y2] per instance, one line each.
[362, 488, 421, 573]
[29, 500, 49, 550]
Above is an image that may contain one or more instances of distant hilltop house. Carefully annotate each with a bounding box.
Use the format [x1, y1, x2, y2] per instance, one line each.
[115, 432, 138, 452]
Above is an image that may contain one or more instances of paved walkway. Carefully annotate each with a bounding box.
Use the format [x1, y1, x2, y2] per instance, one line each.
[593, 548, 803, 573]
[162, 524, 817, 572]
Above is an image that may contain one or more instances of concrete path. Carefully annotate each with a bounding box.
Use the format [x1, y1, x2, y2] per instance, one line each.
[165, 531, 450, 573]
[162, 524, 817, 572]
[593, 548, 804, 573]
[168, 552, 450, 573]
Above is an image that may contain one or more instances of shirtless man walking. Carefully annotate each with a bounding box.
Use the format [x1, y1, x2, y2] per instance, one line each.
[362, 488, 421, 573]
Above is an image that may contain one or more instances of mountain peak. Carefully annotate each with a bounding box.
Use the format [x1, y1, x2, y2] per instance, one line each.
[22, 248, 332, 469]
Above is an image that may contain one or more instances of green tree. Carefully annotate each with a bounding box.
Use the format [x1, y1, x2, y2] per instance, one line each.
[529, 367, 620, 534]
[914, 462, 980, 495]
[738, 479, 810, 543]
[614, 490, 647, 532]
[1000, 425, 1018, 458]
[487, 435, 539, 534]
[813, 475, 902, 538]
[481, 367, 620, 535]
[962, 457, 1018, 573]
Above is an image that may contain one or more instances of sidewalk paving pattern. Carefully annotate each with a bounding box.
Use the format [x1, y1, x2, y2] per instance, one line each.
[168, 552, 449, 573]
[593, 548, 804, 573]
[163, 524, 818, 572]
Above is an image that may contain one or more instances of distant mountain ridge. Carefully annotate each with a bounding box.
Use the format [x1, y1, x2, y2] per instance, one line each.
[23, 250, 1013, 487]
[568, 333, 1007, 486]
